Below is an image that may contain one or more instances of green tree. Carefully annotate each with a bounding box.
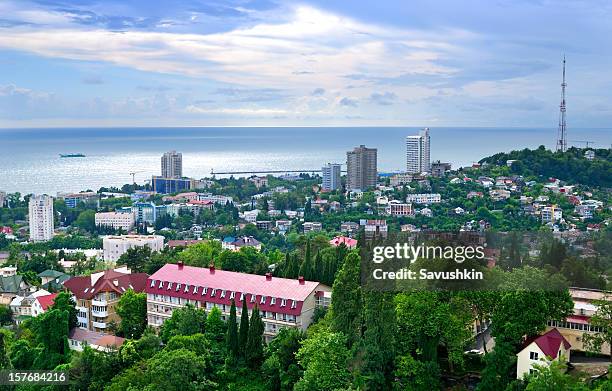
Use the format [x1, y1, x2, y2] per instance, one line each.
[117, 246, 152, 273]
[246, 304, 264, 368]
[330, 252, 362, 347]
[206, 306, 226, 342]
[159, 304, 207, 343]
[75, 210, 96, 232]
[116, 289, 147, 339]
[9, 339, 35, 370]
[294, 330, 351, 391]
[524, 359, 585, 390]
[0, 305, 12, 325]
[226, 300, 239, 360]
[50, 291, 78, 329]
[238, 298, 250, 356]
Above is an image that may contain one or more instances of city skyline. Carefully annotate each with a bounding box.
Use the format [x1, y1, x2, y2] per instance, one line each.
[1, 0, 612, 128]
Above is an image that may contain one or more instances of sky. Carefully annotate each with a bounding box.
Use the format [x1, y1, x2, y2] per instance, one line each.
[0, 0, 611, 128]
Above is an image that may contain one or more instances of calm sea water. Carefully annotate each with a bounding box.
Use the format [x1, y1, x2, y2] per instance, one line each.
[0, 127, 610, 195]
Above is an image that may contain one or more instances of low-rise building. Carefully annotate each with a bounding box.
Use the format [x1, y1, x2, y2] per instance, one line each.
[222, 236, 262, 252]
[430, 161, 452, 177]
[60, 192, 98, 208]
[489, 189, 511, 201]
[405, 193, 441, 204]
[362, 219, 388, 239]
[516, 328, 570, 379]
[68, 328, 126, 352]
[95, 211, 135, 232]
[249, 176, 269, 189]
[64, 268, 149, 332]
[340, 222, 360, 235]
[303, 222, 323, 233]
[389, 173, 413, 187]
[146, 263, 331, 341]
[102, 235, 164, 263]
[329, 236, 358, 249]
[385, 201, 413, 216]
[0, 274, 29, 305]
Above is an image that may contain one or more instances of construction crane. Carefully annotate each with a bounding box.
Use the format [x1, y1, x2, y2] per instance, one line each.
[569, 140, 596, 148]
[129, 170, 145, 184]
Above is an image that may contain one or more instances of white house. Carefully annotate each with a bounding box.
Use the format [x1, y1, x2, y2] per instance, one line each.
[516, 328, 570, 379]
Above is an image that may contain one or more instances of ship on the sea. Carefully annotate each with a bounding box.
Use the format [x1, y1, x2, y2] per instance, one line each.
[59, 153, 86, 158]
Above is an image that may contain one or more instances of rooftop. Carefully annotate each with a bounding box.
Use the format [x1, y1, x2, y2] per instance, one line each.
[64, 269, 148, 300]
[521, 328, 571, 359]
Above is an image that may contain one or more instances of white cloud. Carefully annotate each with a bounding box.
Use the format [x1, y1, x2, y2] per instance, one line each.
[0, 5, 465, 92]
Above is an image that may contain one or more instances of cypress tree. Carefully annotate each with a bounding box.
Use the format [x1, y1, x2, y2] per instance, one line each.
[314, 251, 324, 282]
[330, 252, 363, 347]
[246, 304, 264, 368]
[299, 239, 313, 280]
[238, 298, 250, 356]
[287, 253, 300, 279]
[226, 299, 239, 360]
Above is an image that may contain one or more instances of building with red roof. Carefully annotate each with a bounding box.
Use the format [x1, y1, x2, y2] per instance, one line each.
[68, 328, 126, 352]
[31, 292, 58, 317]
[146, 263, 331, 341]
[64, 267, 148, 333]
[329, 236, 358, 249]
[516, 328, 571, 379]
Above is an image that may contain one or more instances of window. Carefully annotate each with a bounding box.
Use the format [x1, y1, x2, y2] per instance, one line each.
[211, 289, 216, 297]
[150, 280, 156, 287]
[158, 280, 163, 289]
[176, 283, 181, 291]
[260, 295, 266, 304]
[530, 352, 539, 360]
[280, 299, 286, 307]
[240, 293, 245, 301]
[167, 282, 173, 290]
[271, 297, 276, 305]
[220, 290, 226, 298]
[184, 284, 189, 293]
[193, 285, 198, 294]
[291, 300, 297, 309]
[230, 291, 235, 300]
[202, 287, 208, 296]
[251, 294, 256, 303]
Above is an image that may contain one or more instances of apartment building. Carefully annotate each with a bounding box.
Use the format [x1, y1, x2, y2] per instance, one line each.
[64, 268, 148, 332]
[390, 173, 413, 187]
[385, 201, 413, 216]
[541, 205, 563, 223]
[405, 193, 441, 204]
[102, 235, 164, 263]
[361, 219, 388, 239]
[146, 263, 331, 342]
[322, 163, 342, 191]
[303, 222, 323, 233]
[249, 176, 269, 189]
[222, 236, 262, 252]
[28, 194, 54, 242]
[406, 128, 431, 174]
[346, 145, 377, 191]
[95, 211, 135, 232]
[61, 192, 98, 208]
[161, 150, 183, 179]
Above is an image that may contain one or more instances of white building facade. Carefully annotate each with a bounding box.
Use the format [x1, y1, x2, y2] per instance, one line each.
[406, 128, 431, 174]
[102, 235, 164, 262]
[28, 194, 54, 242]
[322, 163, 342, 191]
[95, 212, 135, 232]
[161, 150, 183, 179]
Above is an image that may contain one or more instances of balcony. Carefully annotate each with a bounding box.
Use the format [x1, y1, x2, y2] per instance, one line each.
[91, 309, 108, 317]
[92, 321, 107, 329]
[91, 299, 107, 307]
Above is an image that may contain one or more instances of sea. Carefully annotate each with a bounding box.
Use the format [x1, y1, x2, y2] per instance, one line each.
[0, 127, 610, 195]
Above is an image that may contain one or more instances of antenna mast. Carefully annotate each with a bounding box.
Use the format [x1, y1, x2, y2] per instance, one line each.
[556, 56, 567, 152]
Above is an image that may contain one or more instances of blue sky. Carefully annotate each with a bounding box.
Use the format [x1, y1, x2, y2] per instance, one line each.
[0, 0, 611, 127]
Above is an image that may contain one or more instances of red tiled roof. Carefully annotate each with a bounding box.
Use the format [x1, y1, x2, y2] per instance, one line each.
[329, 236, 358, 248]
[167, 240, 204, 248]
[147, 264, 328, 316]
[68, 328, 125, 348]
[522, 328, 571, 359]
[65, 270, 149, 300]
[36, 293, 58, 311]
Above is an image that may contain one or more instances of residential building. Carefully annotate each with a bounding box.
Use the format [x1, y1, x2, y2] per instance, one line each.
[28, 194, 54, 242]
[256, 221, 273, 231]
[95, 211, 135, 232]
[68, 328, 126, 352]
[406, 128, 431, 174]
[405, 193, 441, 204]
[9, 289, 53, 324]
[346, 145, 377, 191]
[146, 263, 331, 341]
[242, 209, 260, 223]
[249, 176, 268, 189]
[489, 189, 511, 201]
[102, 235, 164, 263]
[275, 220, 292, 233]
[430, 161, 451, 177]
[61, 191, 97, 208]
[574, 204, 595, 219]
[584, 150, 595, 160]
[340, 221, 360, 235]
[329, 236, 357, 249]
[541, 205, 563, 223]
[161, 150, 183, 179]
[198, 193, 234, 205]
[38, 269, 70, 291]
[0, 266, 16, 277]
[547, 288, 611, 355]
[390, 173, 413, 187]
[361, 219, 388, 239]
[151, 176, 192, 194]
[132, 202, 160, 225]
[385, 201, 413, 216]
[167, 239, 205, 248]
[303, 222, 323, 233]
[0, 191, 5, 208]
[516, 328, 570, 379]
[321, 163, 342, 191]
[222, 236, 262, 252]
[64, 268, 149, 332]
[162, 192, 199, 203]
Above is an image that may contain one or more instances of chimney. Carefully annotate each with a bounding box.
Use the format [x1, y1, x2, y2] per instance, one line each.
[298, 276, 305, 285]
[265, 273, 272, 281]
[209, 264, 215, 273]
[177, 261, 184, 270]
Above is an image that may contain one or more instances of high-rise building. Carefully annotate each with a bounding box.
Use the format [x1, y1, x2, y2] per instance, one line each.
[346, 145, 377, 191]
[0, 191, 6, 208]
[161, 150, 183, 179]
[321, 163, 342, 191]
[28, 194, 54, 242]
[406, 128, 431, 174]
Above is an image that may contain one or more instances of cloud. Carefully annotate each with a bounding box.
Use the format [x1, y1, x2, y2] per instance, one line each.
[369, 91, 397, 105]
[311, 88, 325, 96]
[212, 87, 288, 102]
[339, 97, 358, 107]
